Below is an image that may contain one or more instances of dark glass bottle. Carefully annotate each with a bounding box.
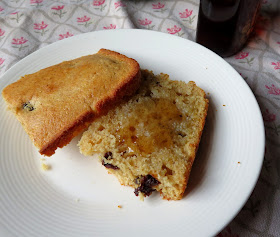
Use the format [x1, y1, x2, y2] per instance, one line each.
[196, 0, 261, 57]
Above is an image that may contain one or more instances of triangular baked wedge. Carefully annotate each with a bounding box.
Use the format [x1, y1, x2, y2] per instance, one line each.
[2, 49, 141, 156]
[78, 70, 208, 200]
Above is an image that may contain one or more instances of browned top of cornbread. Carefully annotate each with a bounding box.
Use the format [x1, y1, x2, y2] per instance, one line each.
[2, 49, 141, 156]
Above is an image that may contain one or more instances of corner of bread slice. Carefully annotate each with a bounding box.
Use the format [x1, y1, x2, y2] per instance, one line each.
[97, 49, 141, 84]
[94, 49, 142, 114]
[39, 110, 96, 156]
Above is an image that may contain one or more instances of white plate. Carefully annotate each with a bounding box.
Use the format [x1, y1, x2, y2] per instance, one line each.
[0, 30, 265, 237]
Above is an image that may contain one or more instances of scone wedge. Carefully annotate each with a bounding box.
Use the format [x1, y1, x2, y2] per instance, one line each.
[2, 49, 141, 156]
[79, 70, 208, 200]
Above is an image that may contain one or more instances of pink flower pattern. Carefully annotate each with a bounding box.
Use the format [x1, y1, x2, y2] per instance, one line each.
[10, 11, 23, 23]
[30, 0, 43, 7]
[235, 52, 254, 66]
[30, 0, 43, 3]
[59, 32, 74, 40]
[265, 84, 280, 95]
[52, 5, 66, 18]
[152, 2, 166, 13]
[179, 9, 193, 18]
[0, 58, 5, 69]
[152, 2, 164, 9]
[138, 18, 152, 26]
[11, 37, 28, 51]
[0, 58, 4, 64]
[12, 37, 28, 45]
[93, 0, 106, 11]
[77, 16, 90, 22]
[34, 21, 48, 35]
[114, 1, 126, 11]
[0, 7, 4, 13]
[263, 109, 280, 135]
[263, 109, 276, 122]
[0, 28, 5, 37]
[34, 21, 48, 30]
[167, 25, 184, 37]
[179, 9, 195, 24]
[271, 61, 280, 70]
[235, 52, 249, 59]
[93, 0, 105, 6]
[51, 5, 64, 10]
[138, 18, 154, 30]
[103, 24, 116, 30]
[77, 16, 92, 27]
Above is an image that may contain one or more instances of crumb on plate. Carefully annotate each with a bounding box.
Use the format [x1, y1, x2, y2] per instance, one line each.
[41, 162, 51, 171]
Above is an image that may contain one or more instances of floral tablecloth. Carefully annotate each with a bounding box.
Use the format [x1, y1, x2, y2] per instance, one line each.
[0, 0, 279, 236]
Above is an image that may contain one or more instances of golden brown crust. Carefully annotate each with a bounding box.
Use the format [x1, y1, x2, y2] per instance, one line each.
[95, 69, 141, 114]
[39, 111, 96, 156]
[162, 85, 209, 201]
[2, 49, 141, 156]
[178, 92, 209, 200]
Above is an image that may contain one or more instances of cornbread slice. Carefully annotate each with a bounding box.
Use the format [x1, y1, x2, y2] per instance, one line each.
[2, 49, 141, 156]
[79, 70, 208, 200]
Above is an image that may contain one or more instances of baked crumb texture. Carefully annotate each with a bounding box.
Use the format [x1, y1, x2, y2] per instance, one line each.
[78, 70, 208, 201]
[2, 49, 141, 156]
